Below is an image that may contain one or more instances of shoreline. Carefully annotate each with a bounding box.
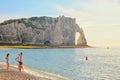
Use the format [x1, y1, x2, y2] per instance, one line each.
[0, 45, 92, 49]
[0, 64, 48, 80]
[0, 63, 69, 80]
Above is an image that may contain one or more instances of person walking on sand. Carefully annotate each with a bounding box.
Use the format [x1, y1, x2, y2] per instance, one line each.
[15, 52, 24, 72]
[5, 53, 10, 70]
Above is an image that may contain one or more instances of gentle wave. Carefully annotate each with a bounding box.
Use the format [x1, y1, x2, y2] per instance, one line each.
[23, 66, 69, 80]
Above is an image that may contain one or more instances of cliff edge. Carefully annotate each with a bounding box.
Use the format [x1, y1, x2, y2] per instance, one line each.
[0, 16, 87, 46]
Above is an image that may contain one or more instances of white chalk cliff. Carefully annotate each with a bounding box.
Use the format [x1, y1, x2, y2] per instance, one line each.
[0, 16, 87, 46]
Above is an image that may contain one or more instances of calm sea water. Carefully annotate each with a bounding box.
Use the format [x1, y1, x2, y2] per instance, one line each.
[0, 48, 120, 80]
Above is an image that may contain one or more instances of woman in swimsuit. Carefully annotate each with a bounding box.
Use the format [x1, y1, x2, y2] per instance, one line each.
[15, 52, 24, 72]
[5, 53, 10, 70]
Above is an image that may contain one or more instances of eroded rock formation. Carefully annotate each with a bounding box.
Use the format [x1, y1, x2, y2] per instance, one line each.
[0, 16, 87, 46]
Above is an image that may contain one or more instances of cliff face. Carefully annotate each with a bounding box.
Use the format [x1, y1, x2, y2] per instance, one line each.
[0, 16, 87, 46]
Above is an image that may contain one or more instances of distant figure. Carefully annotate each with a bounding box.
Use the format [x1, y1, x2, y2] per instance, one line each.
[5, 53, 10, 70]
[85, 56, 88, 61]
[15, 52, 24, 72]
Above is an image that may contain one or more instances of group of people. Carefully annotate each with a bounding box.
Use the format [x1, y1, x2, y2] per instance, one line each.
[5, 52, 24, 72]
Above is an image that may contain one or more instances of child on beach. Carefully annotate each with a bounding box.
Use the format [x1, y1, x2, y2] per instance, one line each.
[15, 52, 24, 72]
[5, 53, 10, 70]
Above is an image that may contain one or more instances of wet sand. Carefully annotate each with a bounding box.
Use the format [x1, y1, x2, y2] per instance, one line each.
[0, 65, 49, 80]
[0, 64, 69, 80]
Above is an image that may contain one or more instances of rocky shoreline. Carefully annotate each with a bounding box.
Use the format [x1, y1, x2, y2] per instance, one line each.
[0, 45, 91, 49]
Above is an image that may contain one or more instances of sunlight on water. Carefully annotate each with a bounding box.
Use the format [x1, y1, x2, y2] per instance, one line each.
[0, 48, 120, 80]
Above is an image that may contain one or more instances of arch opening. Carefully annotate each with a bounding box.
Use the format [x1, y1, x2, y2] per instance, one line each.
[75, 32, 81, 45]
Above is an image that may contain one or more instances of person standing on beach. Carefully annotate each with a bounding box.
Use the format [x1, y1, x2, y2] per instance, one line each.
[15, 52, 24, 72]
[5, 53, 10, 70]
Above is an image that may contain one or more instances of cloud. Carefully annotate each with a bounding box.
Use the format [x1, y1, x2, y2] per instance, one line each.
[0, 14, 33, 23]
[55, 0, 120, 27]
[0, 14, 23, 23]
[0, 15, 17, 23]
[54, 0, 120, 47]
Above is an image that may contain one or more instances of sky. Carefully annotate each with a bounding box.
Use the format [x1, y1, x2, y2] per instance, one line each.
[0, 0, 120, 47]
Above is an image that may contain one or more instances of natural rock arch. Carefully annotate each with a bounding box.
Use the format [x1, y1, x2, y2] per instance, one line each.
[75, 25, 87, 46]
[0, 16, 87, 46]
[75, 32, 80, 45]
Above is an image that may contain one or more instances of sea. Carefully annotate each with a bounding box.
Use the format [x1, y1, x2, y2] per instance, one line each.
[0, 48, 120, 80]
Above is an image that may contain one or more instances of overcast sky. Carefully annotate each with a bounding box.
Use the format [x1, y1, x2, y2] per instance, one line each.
[0, 0, 120, 47]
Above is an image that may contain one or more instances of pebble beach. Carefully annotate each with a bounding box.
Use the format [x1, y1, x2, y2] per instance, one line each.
[0, 64, 49, 80]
